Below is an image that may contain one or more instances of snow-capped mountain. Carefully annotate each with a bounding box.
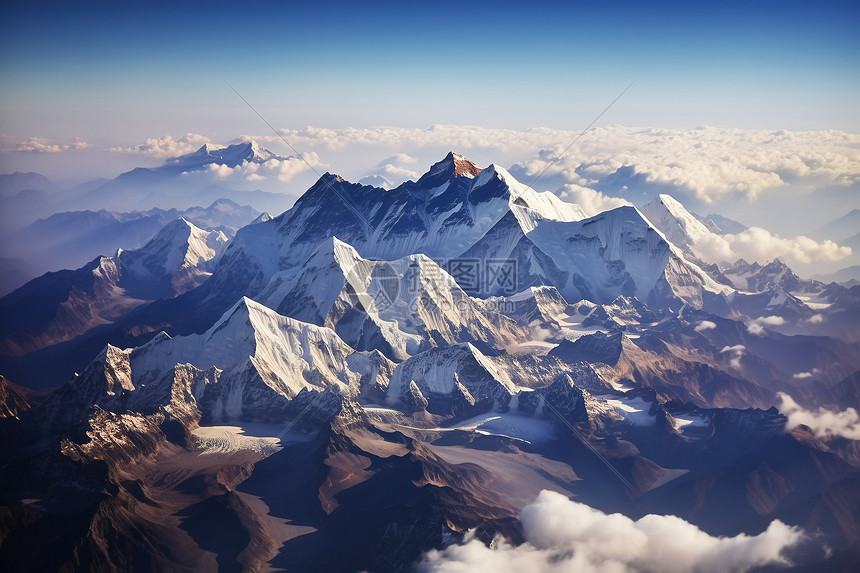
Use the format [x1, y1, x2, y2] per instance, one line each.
[0, 198, 259, 291]
[120, 217, 228, 295]
[386, 342, 518, 414]
[0, 218, 227, 358]
[2, 152, 860, 572]
[640, 194, 721, 261]
[65, 141, 297, 213]
[256, 236, 522, 360]
[207, 154, 727, 323]
[466, 200, 730, 307]
[122, 297, 362, 421]
[117, 141, 276, 182]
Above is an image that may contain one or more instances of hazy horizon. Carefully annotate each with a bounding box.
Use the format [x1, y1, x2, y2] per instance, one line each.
[2, 1, 858, 279]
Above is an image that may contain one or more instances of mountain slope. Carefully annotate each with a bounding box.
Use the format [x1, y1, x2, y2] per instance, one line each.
[208, 155, 726, 320]
[67, 142, 295, 212]
[256, 236, 523, 360]
[0, 198, 259, 289]
[0, 219, 228, 357]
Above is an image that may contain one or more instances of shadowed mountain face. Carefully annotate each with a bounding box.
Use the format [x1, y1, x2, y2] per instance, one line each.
[0, 198, 260, 295]
[1, 153, 859, 572]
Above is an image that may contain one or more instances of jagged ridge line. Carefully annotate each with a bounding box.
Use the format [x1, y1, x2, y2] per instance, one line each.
[224, 81, 385, 241]
[476, 81, 635, 237]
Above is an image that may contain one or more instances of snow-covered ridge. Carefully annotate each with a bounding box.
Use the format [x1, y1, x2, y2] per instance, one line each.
[210, 153, 737, 314]
[131, 296, 360, 398]
[127, 217, 228, 275]
[167, 141, 276, 170]
[256, 235, 524, 361]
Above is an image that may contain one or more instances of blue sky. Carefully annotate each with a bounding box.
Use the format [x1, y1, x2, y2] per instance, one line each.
[1, 0, 857, 144]
[0, 1, 858, 277]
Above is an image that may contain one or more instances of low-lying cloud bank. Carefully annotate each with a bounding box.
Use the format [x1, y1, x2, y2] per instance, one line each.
[96, 125, 859, 203]
[110, 133, 211, 158]
[513, 126, 860, 204]
[418, 490, 805, 573]
[778, 392, 860, 441]
[14, 136, 91, 153]
[685, 226, 851, 266]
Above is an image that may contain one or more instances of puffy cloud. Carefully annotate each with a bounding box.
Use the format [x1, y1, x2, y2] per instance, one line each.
[716, 229, 849, 265]
[418, 490, 805, 573]
[806, 314, 825, 324]
[526, 126, 860, 204]
[778, 392, 860, 440]
[792, 372, 813, 380]
[197, 151, 323, 184]
[112, 133, 211, 158]
[747, 322, 765, 336]
[206, 163, 235, 179]
[694, 320, 717, 332]
[261, 125, 569, 155]
[384, 153, 418, 165]
[15, 137, 91, 153]
[79, 125, 855, 215]
[747, 316, 786, 336]
[261, 152, 324, 182]
[720, 344, 746, 368]
[558, 184, 630, 217]
[683, 226, 851, 266]
[15, 126, 859, 200]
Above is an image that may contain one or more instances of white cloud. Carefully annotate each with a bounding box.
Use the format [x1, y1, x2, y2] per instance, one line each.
[806, 314, 825, 324]
[778, 392, 860, 440]
[642, 207, 851, 265]
[112, 133, 211, 158]
[193, 150, 323, 184]
[236, 125, 858, 242]
[36, 125, 853, 239]
[206, 163, 235, 179]
[694, 320, 717, 332]
[418, 490, 805, 573]
[14, 126, 859, 201]
[708, 228, 851, 265]
[382, 153, 418, 165]
[558, 184, 630, 217]
[747, 322, 766, 336]
[15, 137, 91, 153]
[261, 152, 323, 182]
[792, 372, 813, 380]
[263, 125, 569, 155]
[720, 344, 746, 368]
[531, 126, 860, 204]
[746, 316, 786, 336]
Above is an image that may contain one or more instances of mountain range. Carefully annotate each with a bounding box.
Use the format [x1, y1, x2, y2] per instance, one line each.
[0, 198, 261, 296]
[1, 152, 858, 571]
